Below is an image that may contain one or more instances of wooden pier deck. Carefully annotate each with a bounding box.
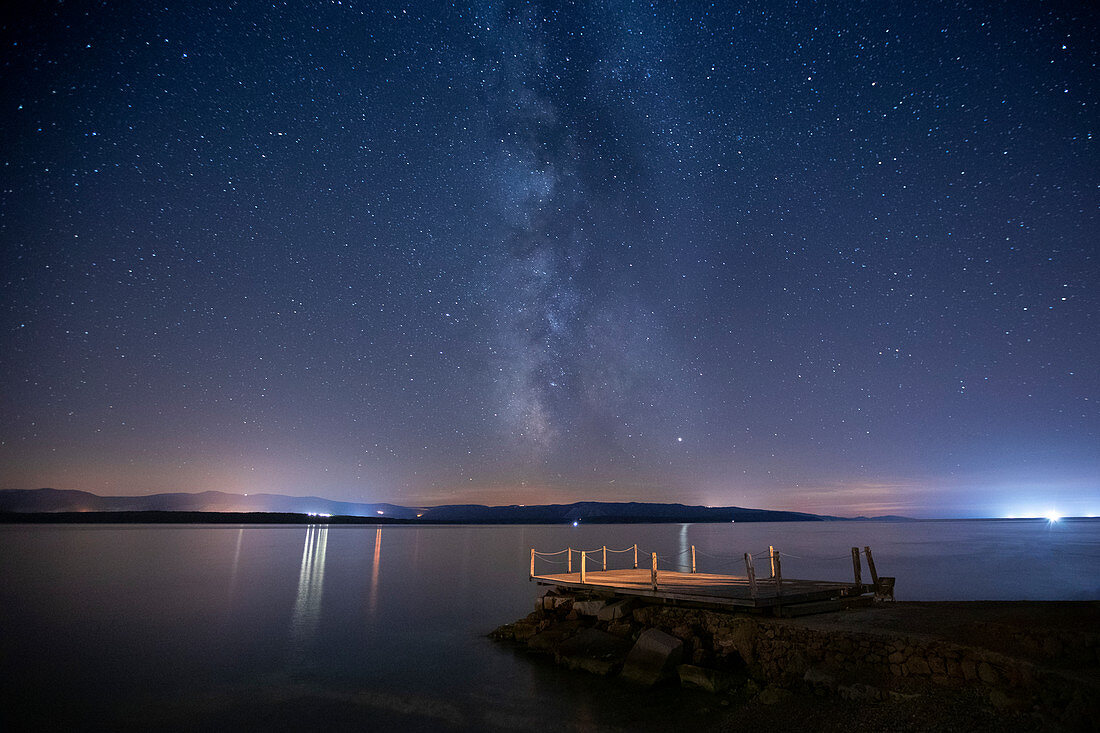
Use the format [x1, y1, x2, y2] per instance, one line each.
[534, 568, 870, 610]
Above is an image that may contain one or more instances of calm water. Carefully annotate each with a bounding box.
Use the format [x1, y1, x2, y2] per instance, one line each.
[2, 520, 1097, 731]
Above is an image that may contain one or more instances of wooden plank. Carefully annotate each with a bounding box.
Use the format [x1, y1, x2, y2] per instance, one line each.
[851, 546, 862, 586]
[744, 552, 757, 599]
[532, 568, 862, 610]
[864, 546, 879, 585]
[774, 551, 783, 598]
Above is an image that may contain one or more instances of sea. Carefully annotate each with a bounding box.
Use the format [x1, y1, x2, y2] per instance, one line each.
[1, 519, 1097, 731]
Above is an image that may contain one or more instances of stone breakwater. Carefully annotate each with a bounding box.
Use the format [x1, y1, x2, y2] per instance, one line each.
[490, 590, 1100, 730]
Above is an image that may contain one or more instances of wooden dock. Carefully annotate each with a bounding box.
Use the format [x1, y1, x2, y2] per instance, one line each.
[530, 544, 889, 614]
[533, 568, 869, 610]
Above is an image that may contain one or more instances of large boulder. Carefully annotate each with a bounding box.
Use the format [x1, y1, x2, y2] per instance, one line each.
[677, 664, 737, 693]
[621, 628, 684, 686]
[527, 621, 582, 653]
[572, 599, 608, 617]
[555, 628, 633, 676]
[597, 598, 633, 621]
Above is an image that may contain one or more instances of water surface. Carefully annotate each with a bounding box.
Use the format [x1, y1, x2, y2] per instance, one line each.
[2, 519, 1096, 730]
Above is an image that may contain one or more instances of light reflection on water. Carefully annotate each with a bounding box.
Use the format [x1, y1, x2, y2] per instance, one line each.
[368, 526, 381, 616]
[291, 524, 329, 645]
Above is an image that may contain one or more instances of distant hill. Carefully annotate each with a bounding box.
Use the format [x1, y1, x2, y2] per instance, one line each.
[0, 488, 872, 523]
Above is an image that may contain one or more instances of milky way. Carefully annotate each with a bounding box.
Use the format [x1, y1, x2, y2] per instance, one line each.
[1, 1, 1096, 517]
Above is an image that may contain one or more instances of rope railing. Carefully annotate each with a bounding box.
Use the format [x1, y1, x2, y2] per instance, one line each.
[528, 542, 886, 600]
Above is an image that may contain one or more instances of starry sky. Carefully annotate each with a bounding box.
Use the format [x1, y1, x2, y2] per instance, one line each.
[1, 1, 1097, 518]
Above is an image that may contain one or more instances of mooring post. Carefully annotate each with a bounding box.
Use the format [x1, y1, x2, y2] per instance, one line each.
[567, 548, 572, 573]
[581, 551, 587, 583]
[651, 552, 658, 590]
[851, 546, 862, 586]
[633, 544, 638, 569]
[864, 546, 879, 586]
[744, 552, 757, 599]
[769, 545, 777, 578]
[774, 550, 783, 597]
[602, 545, 607, 571]
[691, 545, 697, 574]
[529, 548, 535, 580]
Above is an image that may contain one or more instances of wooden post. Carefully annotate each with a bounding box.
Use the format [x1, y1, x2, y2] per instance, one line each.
[769, 545, 777, 578]
[691, 545, 697, 574]
[633, 544, 638, 569]
[744, 552, 757, 599]
[602, 545, 607, 571]
[580, 551, 587, 583]
[773, 551, 783, 597]
[651, 552, 658, 590]
[567, 548, 572, 573]
[864, 546, 879, 586]
[529, 549, 535, 579]
[851, 547, 862, 586]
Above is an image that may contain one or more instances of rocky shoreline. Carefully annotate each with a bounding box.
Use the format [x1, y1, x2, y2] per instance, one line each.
[491, 589, 1100, 730]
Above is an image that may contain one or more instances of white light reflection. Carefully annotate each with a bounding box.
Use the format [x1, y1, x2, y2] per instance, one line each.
[368, 526, 381, 616]
[228, 527, 244, 602]
[291, 524, 328, 642]
[677, 523, 690, 573]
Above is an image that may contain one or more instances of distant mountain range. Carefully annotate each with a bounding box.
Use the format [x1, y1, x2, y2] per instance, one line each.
[0, 488, 907, 523]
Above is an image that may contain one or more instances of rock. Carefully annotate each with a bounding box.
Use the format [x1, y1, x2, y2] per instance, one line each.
[573, 599, 607, 617]
[621, 628, 684, 686]
[838, 683, 881, 702]
[512, 620, 540, 642]
[803, 667, 836, 690]
[597, 599, 633, 622]
[527, 624, 579, 653]
[555, 628, 632, 676]
[538, 593, 573, 612]
[906, 656, 931, 675]
[670, 624, 694, 641]
[488, 623, 515, 641]
[977, 661, 999, 685]
[606, 620, 634, 638]
[677, 664, 737, 694]
[889, 691, 921, 702]
[758, 684, 792, 705]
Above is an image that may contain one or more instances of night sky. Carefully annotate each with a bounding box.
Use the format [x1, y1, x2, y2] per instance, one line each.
[1, 1, 1096, 518]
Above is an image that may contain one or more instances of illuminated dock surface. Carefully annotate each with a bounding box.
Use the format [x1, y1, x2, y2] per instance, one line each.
[533, 569, 872, 611]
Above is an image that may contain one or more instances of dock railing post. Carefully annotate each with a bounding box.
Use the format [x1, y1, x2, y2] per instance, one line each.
[851, 547, 862, 586]
[691, 545, 696, 574]
[769, 545, 777, 578]
[651, 552, 658, 590]
[602, 545, 607, 571]
[774, 550, 783, 597]
[633, 544, 638, 569]
[567, 548, 572, 574]
[744, 552, 757, 599]
[529, 548, 535, 580]
[581, 551, 587, 583]
[864, 546, 878, 587]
